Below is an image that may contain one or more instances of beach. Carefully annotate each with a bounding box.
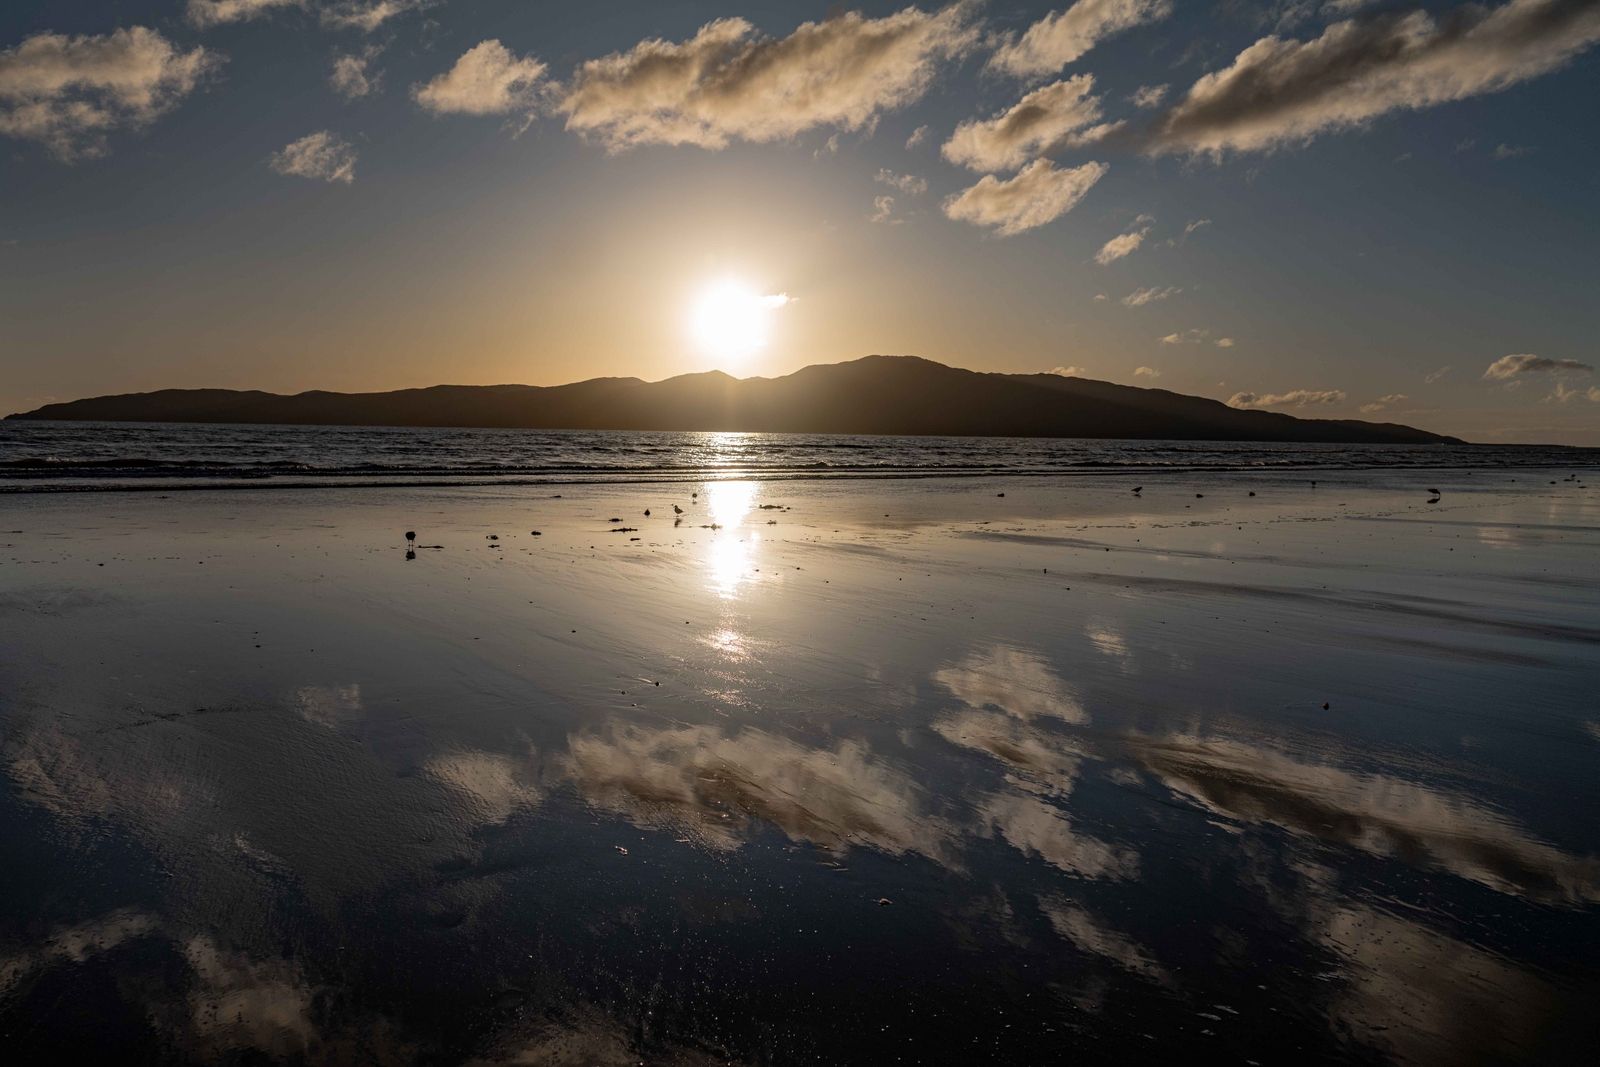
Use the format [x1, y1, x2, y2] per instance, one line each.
[2, 461, 1598, 1063]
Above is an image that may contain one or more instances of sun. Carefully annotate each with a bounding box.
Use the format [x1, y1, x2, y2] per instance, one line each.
[690, 279, 788, 364]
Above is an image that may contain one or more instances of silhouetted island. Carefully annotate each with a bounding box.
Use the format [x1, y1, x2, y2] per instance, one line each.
[5, 356, 1459, 443]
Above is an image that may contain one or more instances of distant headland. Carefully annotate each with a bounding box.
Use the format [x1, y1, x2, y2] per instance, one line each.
[5, 355, 1460, 444]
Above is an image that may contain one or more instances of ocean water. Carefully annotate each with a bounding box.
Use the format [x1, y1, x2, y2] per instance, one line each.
[1, 421, 1596, 491]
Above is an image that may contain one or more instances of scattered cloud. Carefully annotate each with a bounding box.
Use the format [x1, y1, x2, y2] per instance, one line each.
[990, 0, 1175, 79]
[1123, 285, 1181, 307]
[1160, 326, 1216, 342]
[943, 158, 1108, 236]
[1228, 388, 1347, 408]
[943, 75, 1117, 172]
[269, 130, 357, 183]
[1092, 292, 1108, 301]
[186, 0, 302, 28]
[1095, 214, 1154, 264]
[330, 45, 382, 101]
[1425, 365, 1451, 383]
[870, 194, 900, 224]
[1493, 141, 1535, 159]
[1482, 353, 1593, 380]
[1134, 365, 1161, 377]
[1146, 0, 1600, 156]
[1214, 336, 1235, 347]
[1545, 382, 1600, 403]
[1360, 392, 1409, 413]
[0, 27, 219, 161]
[875, 168, 928, 195]
[1455, 136, 1478, 152]
[905, 123, 929, 148]
[1051, 365, 1088, 375]
[557, 7, 978, 151]
[413, 39, 548, 117]
[320, 1, 431, 33]
[1184, 218, 1212, 235]
[1129, 83, 1168, 109]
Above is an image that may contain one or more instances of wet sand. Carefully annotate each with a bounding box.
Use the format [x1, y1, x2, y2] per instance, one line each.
[2, 469, 1598, 1064]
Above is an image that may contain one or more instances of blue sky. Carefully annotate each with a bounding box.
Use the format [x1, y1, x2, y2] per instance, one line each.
[2, 1, 1598, 442]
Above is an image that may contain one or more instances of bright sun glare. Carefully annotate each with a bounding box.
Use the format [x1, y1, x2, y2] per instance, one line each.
[690, 280, 788, 364]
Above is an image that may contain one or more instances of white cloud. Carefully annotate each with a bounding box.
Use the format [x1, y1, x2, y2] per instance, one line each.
[1148, 0, 1600, 156]
[1095, 214, 1153, 264]
[989, 0, 1174, 79]
[413, 40, 548, 117]
[1482, 353, 1593, 380]
[905, 123, 929, 148]
[943, 158, 1108, 236]
[1360, 392, 1409, 413]
[1493, 141, 1535, 159]
[1214, 336, 1235, 347]
[1184, 218, 1212, 234]
[0, 27, 219, 161]
[1123, 286, 1181, 307]
[558, 7, 978, 151]
[1134, 365, 1161, 377]
[1051, 365, 1088, 375]
[1424, 365, 1451, 383]
[942, 75, 1116, 172]
[269, 130, 357, 183]
[870, 194, 900, 224]
[875, 168, 928, 195]
[1129, 83, 1168, 109]
[1228, 388, 1347, 408]
[329, 46, 381, 101]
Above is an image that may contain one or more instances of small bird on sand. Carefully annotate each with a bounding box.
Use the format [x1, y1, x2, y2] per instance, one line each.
[405, 531, 416, 545]
[1427, 488, 1439, 495]
[644, 509, 651, 517]
[673, 504, 684, 515]
[1132, 487, 1142, 494]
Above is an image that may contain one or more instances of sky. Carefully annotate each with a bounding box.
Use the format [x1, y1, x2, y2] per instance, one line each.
[1, 0, 1598, 444]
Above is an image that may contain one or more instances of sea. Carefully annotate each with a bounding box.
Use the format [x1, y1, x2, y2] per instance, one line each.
[2, 420, 1596, 491]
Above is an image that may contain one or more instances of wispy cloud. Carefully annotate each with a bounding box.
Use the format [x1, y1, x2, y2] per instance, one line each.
[330, 45, 382, 101]
[557, 7, 977, 151]
[0, 27, 219, 161]
[1129, 83, 1168, 109]
[187, 0, 302, 28]
[942, 75, 1116, 172]
[269, 130, 357, 183]
[1493, 142, 1535, 159]
[905, 124, 929, 148]
[1360, 392, 1409, 413]
[1482, 353, 1593, 380]
[1051, 365, 1088, 376]
[1545, 382, 1600, 403]
[1146, 0, 1600, 156]
[875, 168, 928, 195]
[990, 0, 1174, 79]
[1424, 365, 1451, 383]
[1228, 388, 1347, 408]
[1123, 286, 1181, 307]
[1095, 214, 1154, 264]
[870, 194, 900, 224]
[943, 158, 1108, 236]
[1134, 365, 1161, 377]
[413, 40, 548, 117]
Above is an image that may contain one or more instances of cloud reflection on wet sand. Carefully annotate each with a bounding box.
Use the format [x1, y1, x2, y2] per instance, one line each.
[561, 721, 952, 860]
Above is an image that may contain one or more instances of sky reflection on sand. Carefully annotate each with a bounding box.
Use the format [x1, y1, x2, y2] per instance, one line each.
[2, 472, 1598, 1063]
